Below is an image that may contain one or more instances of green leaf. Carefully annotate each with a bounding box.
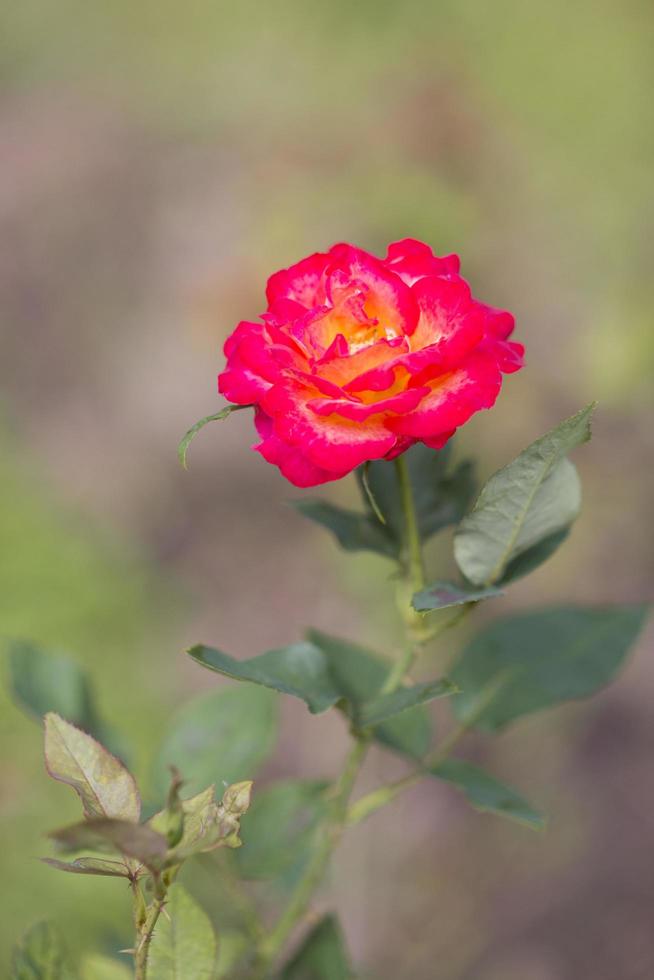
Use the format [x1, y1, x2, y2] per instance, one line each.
[235, 780, 328, 881]
[358, 678, 457, 728]
[412, 581, 503, 613]
[178, 405, 248, 468]
[430, 759, 545, 830]
[279, 915, 353, 980]
[44, 713, 140, 821]
[307, 630, 431, 759]
[148, 884, 217, 980]
[357, 442, 477, 549]
[451, 605, 649, 731]
[7, 641, 125, 759]
[11, 923, 72, 980]
[454, 404, 595, 586]
[153, 686, 277, 796]
[292, 500, 396, 558]
[188, 642, 341, 714]
[80, 955, 132, 980]
[49, 818, 168, 866]
[41, 856, 131, 878]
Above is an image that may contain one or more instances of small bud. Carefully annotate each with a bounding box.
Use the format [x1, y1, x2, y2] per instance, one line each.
[221, 781, 253, 817]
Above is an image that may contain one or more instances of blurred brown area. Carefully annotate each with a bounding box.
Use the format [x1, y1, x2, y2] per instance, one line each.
[1, 1, 653, 976]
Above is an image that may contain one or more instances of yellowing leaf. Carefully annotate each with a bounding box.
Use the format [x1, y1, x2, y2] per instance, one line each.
[44, 713, 140, 822]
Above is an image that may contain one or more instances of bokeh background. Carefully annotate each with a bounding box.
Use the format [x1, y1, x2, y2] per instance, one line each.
[1, 1, 653, 976]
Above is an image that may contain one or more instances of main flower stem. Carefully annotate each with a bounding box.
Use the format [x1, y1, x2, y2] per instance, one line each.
[253, 457, 429, 976]
[394, 454, 426, 596]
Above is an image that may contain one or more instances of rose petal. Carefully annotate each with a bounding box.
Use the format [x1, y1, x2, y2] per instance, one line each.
[266, 252, 331, 309]
[262, 383, 397, 474]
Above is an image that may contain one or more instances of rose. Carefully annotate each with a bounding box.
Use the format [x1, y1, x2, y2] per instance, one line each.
[218, 239, 523, 487]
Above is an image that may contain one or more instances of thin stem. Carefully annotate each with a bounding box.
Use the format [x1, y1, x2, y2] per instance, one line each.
[346, 672, 509, 827]
[134, 886, 166, 980]
[394, 455, 426, 594]
[252, 457, 431, 976]
[254, 736, 369, 975]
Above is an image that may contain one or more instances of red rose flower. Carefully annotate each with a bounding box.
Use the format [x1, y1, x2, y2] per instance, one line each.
[218, 239, 523, 486]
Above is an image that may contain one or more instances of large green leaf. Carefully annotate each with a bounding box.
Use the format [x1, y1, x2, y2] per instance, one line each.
[235, 779, 328, 881]
[188, 642, 342, 714]
[11, 923, 74, 980]
[147, 884, 217, 979]
[358, 678, 457, 729]
[44, 713, 140, 822]
[7, 641, 125, 759]
[9, 641, 96, 727]
[454, 404, 594, 586]
[358, 442, 476, 549]
[279, 915, 353, 980]
[153, 686, 277, 795]
[451, 605, 648, 731]
[292, 500, 396, 558]
[307, 630, 431, 759]
[430, 759, 545, 829]
[412, 581, 502, 613]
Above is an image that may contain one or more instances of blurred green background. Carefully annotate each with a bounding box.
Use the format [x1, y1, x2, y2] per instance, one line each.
[1, 1, 653, 977]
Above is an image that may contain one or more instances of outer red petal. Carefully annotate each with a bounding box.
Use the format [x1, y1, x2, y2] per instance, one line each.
[253, 409, 343, 487]
[385, 238, 461, 285]
[262, 383, 397, 474]
[265, 252, 331, 310]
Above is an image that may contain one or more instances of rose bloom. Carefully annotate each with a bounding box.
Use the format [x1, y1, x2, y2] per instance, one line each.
[218, 239, 523, 487]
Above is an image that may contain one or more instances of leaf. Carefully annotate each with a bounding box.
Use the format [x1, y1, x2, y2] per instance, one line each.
[292, 500, 396, 558]
[80, 955, 132, 980]
[357, 442, 477, 548]
[11, 922, 73, 980]
[188, 642, 342, 714]
[178, 405, 248, 469]
[430, 759, 545, 830]
[9, 641, 96, 726]
[412, 581, 503, 613]
[49, 818, 168, 866]
[153, 685, 277, 796]
[235, 780, 328, 881]
[450, 605, 649, 731]
[148, 884, 217, 980]
[307, 630, 431, 759]
[358, 678, 457, 728]
[279, 915, 353, 980]
[41, 856, 131, 878]
[454, 404, 594, 586]
[44, 713, 140, 821]
[7, 641, 125, 759]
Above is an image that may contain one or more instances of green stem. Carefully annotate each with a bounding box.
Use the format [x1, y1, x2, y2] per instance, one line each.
[134, 883, 167, 980]
[346, 672, 509, 827]
[254, 736, 369, 975]
[252, 458, 430, 976]
[394, 455, 426, 594]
